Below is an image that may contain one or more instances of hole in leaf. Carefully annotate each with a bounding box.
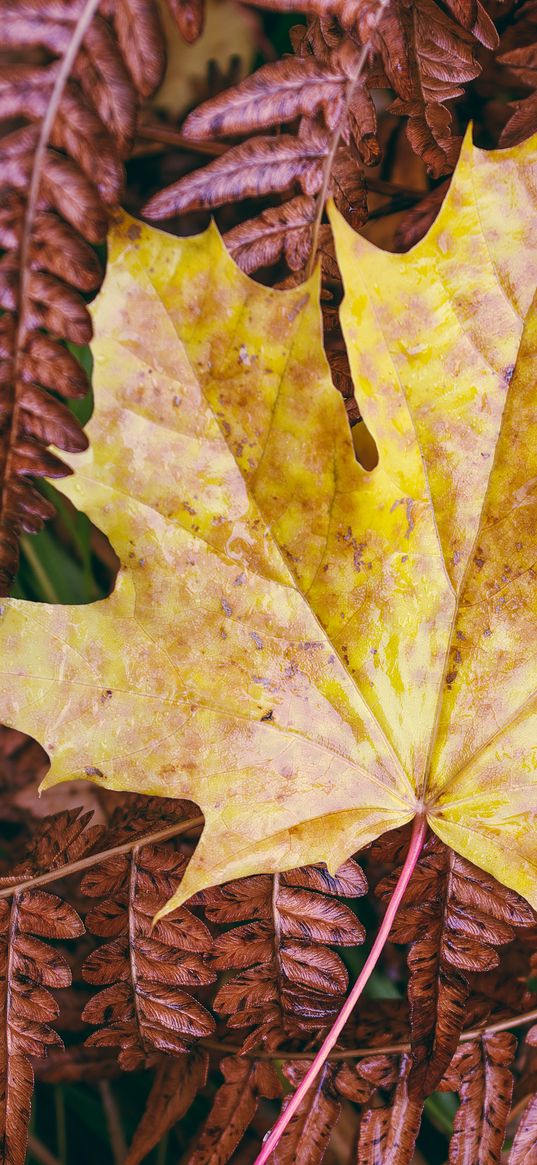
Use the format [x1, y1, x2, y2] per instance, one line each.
[352, 418, 379, 471]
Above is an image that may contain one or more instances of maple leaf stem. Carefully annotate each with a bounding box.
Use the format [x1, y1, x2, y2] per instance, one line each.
[254, 813, 428, 1165]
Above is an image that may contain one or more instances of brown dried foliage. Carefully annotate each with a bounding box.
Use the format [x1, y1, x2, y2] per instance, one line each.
[187, 1055, 282, 1164]
[373, 828, 535, 1097]
[4, 3, 537, 1163]
[197, 859, 366, 1050]
[0, 778, 536, 1164]
[347, 1053, 422, 1165]
[125, 1050, 209, 1165]
[0, 0, 204, 594]
[510, 1025, 537, 1165]
[0, 785, 206, 1165]
[440, 1034, 517, 1165]
[0, 805, 93, 1165]
[81, 839, 215, 1068]
[145, 0, 501, 278]
[497, 1, 537, 147]
[277, 1062, 341, 1165]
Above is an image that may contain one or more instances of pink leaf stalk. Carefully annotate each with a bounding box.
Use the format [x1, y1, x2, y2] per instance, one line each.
[254, 813, 428, 1164]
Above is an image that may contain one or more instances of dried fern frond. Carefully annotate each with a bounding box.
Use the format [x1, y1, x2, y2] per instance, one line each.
[351, 1052, 422, 1165]
[496, 0, 537, 147]
[186, 1055, 282, 1165]
[224, 195, 317, 274]
[277, 1061, 341, 1164]
[373, 829, 536, 1096]
[439, 1034, 516, 1164]
[143, 22, 378, 267]
[81, 840, 215, 1069]
[145, 0, 500, 278]
[0, 879, 84, 1165]
[125, 1050, 209, 1165]
[511, 1025, 537, 1165]
[0, 0, 204, 594]
[0, 796, 205, 1162]
[198, 859, 366, 1051]
[0, 804, 104, 887]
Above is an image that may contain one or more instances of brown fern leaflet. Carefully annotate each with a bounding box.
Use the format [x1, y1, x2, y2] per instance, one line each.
[0, 808, 96, 1165]
[276, 1061, 341, 1164]
[510, 1023, 537, 1165]
[197, 859, 366, 1051]
[440, 1034, 517, 1165]
[497, 0, 537, 147]
[373, 828, 535, 1096]
[82, 840, 215, 1068]
[186, 1055, 282, 1165]
[125, 1050, 209, 1165]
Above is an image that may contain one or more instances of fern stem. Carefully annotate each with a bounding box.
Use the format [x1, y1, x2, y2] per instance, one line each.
[202, 1000, 537, 1061]
[137, 123, 227, 156]
[202, 1001, 537, 1059]
[0, 815, 204, 900]
[254, 813, 428, 1164]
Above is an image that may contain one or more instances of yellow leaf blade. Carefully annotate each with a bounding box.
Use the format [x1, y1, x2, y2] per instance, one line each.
[331, 129, 537, 907]
[1, 130, 536, 915]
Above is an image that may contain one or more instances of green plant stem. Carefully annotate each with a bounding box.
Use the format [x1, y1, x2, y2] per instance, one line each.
[99, 1082, 127, 1165]
[20, 536, 61, 604]
[156, 1132, 169, 1165]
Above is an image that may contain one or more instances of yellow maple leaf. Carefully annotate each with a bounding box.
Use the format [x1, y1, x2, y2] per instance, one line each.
[1, 129, 536, 918]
